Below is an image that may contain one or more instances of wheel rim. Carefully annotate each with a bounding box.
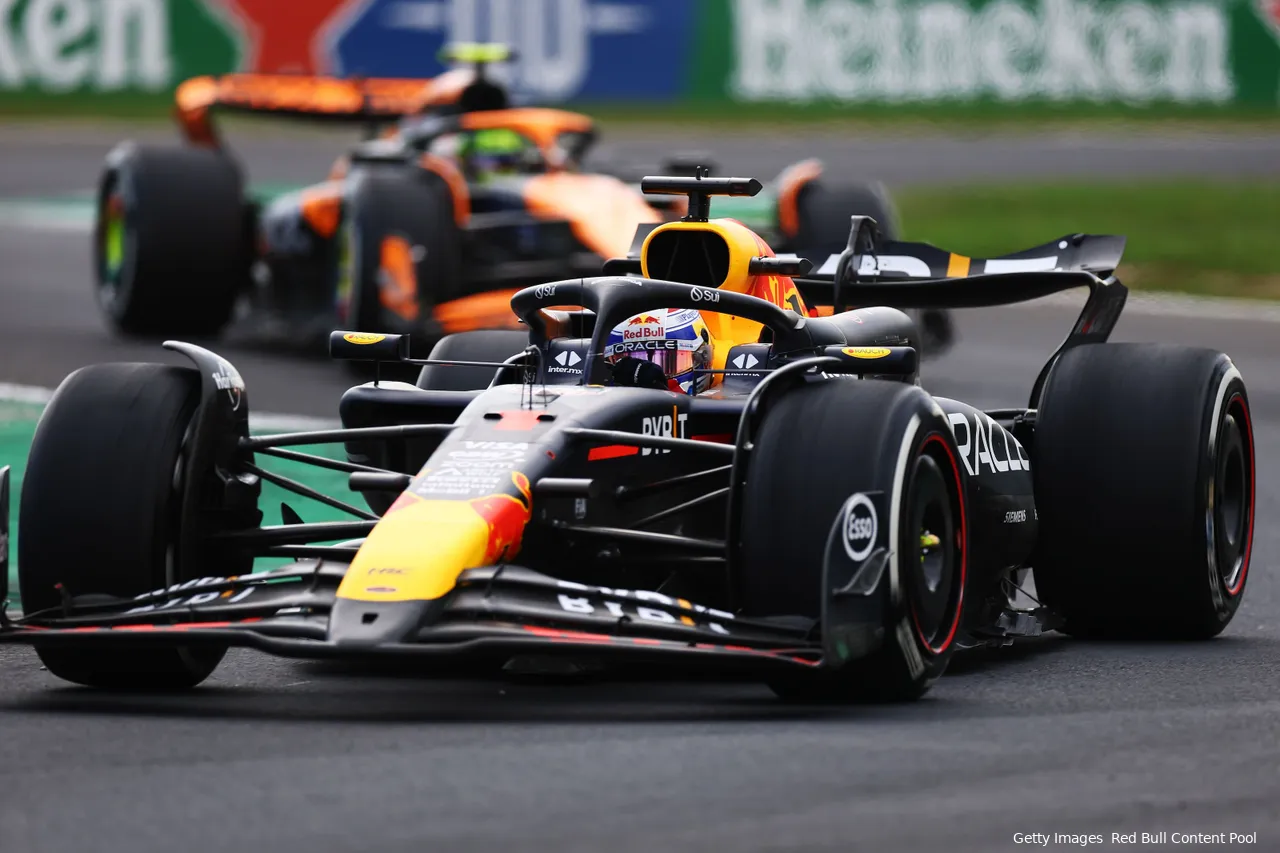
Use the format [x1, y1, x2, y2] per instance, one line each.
[97, 188, 131, 309]
[334, 216, 356, 323]
[103, 195, 125, 278]
[904, 447, 963, 654]
[1214, 404, 1252, 596]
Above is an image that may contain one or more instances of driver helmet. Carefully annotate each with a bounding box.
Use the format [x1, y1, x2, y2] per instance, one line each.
[457, 127, 538, 180]
[605, 308, 714, 395]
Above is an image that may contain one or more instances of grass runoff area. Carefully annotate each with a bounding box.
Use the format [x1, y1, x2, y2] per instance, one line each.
[897, 181, 1280, 299]
[1, 401, 351, 598]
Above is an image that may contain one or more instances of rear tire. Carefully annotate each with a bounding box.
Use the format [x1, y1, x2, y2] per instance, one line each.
[739, 380, 968, 702]
[338, 168, 462, 357]
[18, 364, 227, 688]
[793, 180, 900, 253]
[416, 330, 530, 391]
[95, 144, 247, 338]
[1032, 343, 1254, 639]
[793, 180, 954, 356]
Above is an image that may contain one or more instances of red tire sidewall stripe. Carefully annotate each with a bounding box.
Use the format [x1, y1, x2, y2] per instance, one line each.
[1226, 391, 1254, 597]
[912, 432, 967, 655]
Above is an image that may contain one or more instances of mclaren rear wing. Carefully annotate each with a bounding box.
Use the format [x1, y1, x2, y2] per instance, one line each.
[174, 44, 515, 147]
[175, 73, 475, 146]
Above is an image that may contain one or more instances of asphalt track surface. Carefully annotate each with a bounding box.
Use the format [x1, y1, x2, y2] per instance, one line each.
[1, 128, 1279, 853]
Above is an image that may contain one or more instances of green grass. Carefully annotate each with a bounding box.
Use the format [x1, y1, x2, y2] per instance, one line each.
[896, 180, 1280, 298]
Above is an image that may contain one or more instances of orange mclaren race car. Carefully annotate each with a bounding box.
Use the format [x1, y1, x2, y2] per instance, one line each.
[2, 175, 1253, 700]
[91, 45, 952, 357]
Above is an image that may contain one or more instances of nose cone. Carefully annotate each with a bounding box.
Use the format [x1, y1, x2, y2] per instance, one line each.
[328, 475, 534, 646]
[328, 598, 441, 647]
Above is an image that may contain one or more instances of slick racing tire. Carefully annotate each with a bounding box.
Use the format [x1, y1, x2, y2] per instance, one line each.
[416, 330, 531, 391]
[18, 364, 228, 688]
[338, 168, 462, 356]
[793, 179, 901, 252]
[739, 379, 968, 702]
[1032, 343, 1255, 640]
[793, 180, 954, 356]
[95, 143, 248, 338]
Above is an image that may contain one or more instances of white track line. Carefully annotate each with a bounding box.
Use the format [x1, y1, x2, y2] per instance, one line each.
[1006, 290, 1280, 324]
[0, 382, 338, 431]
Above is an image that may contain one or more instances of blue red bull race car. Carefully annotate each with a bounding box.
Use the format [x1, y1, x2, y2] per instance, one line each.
[0, 175, 1254, 700]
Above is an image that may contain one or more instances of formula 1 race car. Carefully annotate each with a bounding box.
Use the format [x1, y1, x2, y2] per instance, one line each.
[4, 175, 1252, 700]
[92, 44, 935, 357]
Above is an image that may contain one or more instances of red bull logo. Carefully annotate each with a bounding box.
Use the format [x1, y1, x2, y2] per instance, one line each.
[468, 472, 534, 563]
[623, 313, 666, 341]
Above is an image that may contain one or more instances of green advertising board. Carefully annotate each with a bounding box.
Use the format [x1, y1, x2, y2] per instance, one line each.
[694, 0, 1280, 106]
[0, 0, 236, 94]
[0, 0, 1277, 110]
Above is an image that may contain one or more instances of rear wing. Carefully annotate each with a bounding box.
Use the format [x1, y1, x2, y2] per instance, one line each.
[176, 74, 458, 145]
[793, 220, 1126, 311]
[792, 216, 1130, 409]
[175, 43, 515, 147]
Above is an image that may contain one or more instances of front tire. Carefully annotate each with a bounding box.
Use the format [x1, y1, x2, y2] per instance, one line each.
[18, 364, 228, 688]
[1032, 343, 1255, 639]
[738, 380, 968, 702]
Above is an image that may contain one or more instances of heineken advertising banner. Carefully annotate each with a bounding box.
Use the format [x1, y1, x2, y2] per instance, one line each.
[702, 0, 1280, 106]
[0, 0, 1277, 107]
[0, 0, 235, 93]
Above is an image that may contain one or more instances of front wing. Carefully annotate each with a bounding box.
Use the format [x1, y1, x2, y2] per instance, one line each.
[0, 562, 824, 676]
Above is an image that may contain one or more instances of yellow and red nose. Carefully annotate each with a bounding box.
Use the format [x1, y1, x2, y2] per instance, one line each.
[336, 483, 532, 604]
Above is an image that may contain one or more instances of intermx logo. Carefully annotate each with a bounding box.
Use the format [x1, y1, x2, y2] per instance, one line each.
[641, 411, 688, 455]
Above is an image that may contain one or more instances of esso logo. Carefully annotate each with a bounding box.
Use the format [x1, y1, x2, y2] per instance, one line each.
[842, 492, 878, 562]
[690, 287, 720, 303]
